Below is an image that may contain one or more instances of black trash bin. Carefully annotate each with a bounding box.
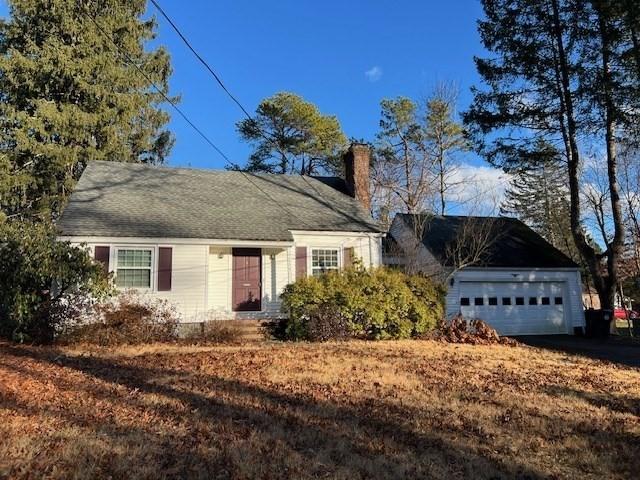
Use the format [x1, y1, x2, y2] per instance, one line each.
[632, 318, 640, 337]
[599, 309, 613, 338]
[584, 309, 613, 338]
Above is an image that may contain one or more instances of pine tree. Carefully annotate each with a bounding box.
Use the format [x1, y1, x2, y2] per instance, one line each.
[424, 85, 469, 215]
[0, 0, 175, 220]
[235, 92, 347, 175]
[465, 0, 640, 309]
[501, 154, 578, 261]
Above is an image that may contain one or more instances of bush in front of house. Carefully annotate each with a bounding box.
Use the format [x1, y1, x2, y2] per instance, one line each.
[59, 290, 180, 346]
[181, 320, 246, 344]
[277, 266, 445, 341]
[0, 220, 112, 344]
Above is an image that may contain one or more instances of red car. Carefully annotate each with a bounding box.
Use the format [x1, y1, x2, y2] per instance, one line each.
[614, 308, 639, 320]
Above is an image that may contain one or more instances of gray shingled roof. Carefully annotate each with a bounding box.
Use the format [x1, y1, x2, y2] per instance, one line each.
[57, 161, 381, 241]
[398, 214, 578, 269]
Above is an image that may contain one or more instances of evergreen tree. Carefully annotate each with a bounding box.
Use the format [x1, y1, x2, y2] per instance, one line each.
[235, 92, 347, 175]
[465, 0, 640, 309]
[0, 0, 175, 220]
[424, 85, 469, 215]
[500, 144, 578, 261]
[374, 97, 429, 215]
[373, 89, 468, 217]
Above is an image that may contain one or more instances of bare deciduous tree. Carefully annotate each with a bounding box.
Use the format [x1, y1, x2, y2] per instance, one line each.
[372, 83, 470, 226]
[443, 217, 500, 274]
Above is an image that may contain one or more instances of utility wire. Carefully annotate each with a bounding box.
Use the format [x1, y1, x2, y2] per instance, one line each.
[145, 0, 315, 226]
[148, 0, 254, 121]
[148, 0, 294, 169]
[79, 2, 230, 163]
[81, 1, 312, 228]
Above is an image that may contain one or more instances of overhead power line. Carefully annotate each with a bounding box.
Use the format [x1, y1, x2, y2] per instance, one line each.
[148, 0, 294, 168]
[148, 0, 253, 121]
[81, 1, 312, 227]
[79, 2, 230, 163]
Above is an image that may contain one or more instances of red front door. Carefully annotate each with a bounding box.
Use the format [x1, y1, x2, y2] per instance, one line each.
[232, 248, 262, 312]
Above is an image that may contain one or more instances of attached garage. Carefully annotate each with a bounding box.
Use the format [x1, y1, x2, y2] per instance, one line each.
[387, 214, 586, 336]
[458, 280, 568, 335]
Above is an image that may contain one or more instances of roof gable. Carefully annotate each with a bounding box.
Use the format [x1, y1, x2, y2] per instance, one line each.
[57, 161, 381, 241]
[398, 214, 578, 269]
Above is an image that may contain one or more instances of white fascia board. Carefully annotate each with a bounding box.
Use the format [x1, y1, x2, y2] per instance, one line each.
[57, 235, 294, 248]
[289, 230, 384, 238]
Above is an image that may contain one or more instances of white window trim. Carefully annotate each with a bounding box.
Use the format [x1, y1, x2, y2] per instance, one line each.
[113, 245, 156, 292]
[309, 247, 341, 277]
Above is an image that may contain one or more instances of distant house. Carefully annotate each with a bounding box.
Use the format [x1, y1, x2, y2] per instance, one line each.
[57, 144, 383, 322]
[583, 286, 601, 310]
[386, 214, 586, 335]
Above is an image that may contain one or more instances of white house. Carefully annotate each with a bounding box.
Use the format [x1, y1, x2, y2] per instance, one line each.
[57, 144, 384, 322]
[387, 214, 586, 336]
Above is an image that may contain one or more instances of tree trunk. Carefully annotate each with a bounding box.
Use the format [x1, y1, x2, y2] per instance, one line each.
[549, 0, 617, 311]
[438, 153, 446, 215]
[598, 2, 625, 318]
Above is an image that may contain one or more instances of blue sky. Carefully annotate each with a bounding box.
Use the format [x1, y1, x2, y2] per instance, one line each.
[0, 0, 488, 169]
[0, 0, 508, 212]
[150, 0, 488, 170]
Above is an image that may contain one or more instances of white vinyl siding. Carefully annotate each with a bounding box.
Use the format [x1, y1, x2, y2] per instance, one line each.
[262, 248, 290, 315]
[291, 231, 383, 270]
[157, 244, 208, 321]
[69, 231, 382, 323]
[87, 242, 209, 322]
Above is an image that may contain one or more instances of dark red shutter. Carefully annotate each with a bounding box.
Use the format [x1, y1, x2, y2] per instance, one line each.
[94, 246, 110, 275]
[157, 247, 172, 291]
[343, 247, 353, 269]
[295, 246, 307, 279]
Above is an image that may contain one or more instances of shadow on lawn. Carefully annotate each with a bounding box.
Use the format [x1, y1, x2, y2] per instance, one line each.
[544, 385, 640, 417]
[514, 335, 640, 369]
[1, 344, 637, 479]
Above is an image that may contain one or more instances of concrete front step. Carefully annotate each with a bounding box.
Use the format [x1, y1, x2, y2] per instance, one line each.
[179, 320, 273, 341]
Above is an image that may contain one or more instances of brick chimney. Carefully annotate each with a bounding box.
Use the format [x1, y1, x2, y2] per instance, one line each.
[343, 143, 371, 211]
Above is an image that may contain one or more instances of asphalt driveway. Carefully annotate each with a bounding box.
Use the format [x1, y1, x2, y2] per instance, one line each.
[514, 335, 640, 368]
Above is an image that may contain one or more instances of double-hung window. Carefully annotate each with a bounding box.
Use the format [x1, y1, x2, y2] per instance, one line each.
[311, 248, 339, 277]
[115, 248, 153, 288]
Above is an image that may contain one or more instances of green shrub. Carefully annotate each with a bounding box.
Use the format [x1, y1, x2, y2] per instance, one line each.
[305, 303, 351, 342]
[278, 267, 444, 341]
[0, 220, 112, 344]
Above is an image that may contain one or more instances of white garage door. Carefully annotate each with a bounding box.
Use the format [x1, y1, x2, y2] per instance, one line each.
[458, 281, 567, 335]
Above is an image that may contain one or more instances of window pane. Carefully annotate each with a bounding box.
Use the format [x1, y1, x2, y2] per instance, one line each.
[311, 249, 338, 276]
[116, 268, 151, 288]
[515, 297, 525, 305]
[502, 297, 512, 305]
[541, 297, 550, 305]
[529, 297, 538, 305]
[117, 249, 152, 267]
[488, 297, 498, 306]
[474, 297, 484, 306]
[460, 297, 470, 306]
[554, 297, 563, 305]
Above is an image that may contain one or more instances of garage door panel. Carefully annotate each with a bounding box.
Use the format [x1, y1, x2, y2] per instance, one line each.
[459, 281, 566, 335]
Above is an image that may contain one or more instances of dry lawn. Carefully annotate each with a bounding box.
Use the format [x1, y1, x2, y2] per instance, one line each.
[1, 339, 639, 479]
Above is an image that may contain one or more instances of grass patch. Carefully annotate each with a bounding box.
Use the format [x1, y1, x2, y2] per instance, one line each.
[1, 340, 639, 479]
